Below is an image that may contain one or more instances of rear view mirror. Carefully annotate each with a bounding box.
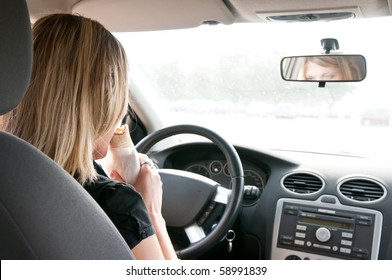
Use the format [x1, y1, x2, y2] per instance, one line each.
[281, 55, 366, 82]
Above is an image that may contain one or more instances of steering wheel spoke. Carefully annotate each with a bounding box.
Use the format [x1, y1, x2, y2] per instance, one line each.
[185, 223, 206, 244]
[213, 186, 231, 205]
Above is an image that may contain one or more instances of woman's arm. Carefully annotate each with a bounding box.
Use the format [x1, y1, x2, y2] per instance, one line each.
[130, 215, 177, 260]
[109, 159, 178, 260]
[131, 234, 165, 260]
[131, 160, 178, 260]
[149, 211, 179, 260]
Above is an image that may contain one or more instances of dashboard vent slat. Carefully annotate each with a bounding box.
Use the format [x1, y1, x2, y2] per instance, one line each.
[339, 178, 385, 202]
[282, 172, 323, 194]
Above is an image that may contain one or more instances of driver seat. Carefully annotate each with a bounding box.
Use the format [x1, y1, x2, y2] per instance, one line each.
[0, 0, 134, 259]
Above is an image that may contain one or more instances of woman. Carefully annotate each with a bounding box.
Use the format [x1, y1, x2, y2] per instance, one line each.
[2, 14, 177, 260]
[302, 55, 364, 81]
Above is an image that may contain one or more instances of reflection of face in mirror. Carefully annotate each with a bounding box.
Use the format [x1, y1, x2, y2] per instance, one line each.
[281, 55, 366, 82]
[302, 56, 362, 81]
[304, 58, 343, 80]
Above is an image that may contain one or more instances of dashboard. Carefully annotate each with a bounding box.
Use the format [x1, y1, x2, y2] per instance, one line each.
[150, 142, 392, 260]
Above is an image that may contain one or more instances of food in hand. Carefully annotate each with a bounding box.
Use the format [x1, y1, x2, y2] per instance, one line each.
[110, 124, 134, 148]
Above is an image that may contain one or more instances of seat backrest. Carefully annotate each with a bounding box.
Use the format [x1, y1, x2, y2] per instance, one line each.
[0, 0, 135, 260]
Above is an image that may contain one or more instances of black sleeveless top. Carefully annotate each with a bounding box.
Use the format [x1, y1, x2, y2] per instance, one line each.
[83, 162, 155, 249]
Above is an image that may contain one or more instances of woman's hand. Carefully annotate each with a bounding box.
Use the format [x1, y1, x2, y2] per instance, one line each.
[133, 154, 163, 217]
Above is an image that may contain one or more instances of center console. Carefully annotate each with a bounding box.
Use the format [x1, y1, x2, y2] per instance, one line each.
[271, 195, 382, 260]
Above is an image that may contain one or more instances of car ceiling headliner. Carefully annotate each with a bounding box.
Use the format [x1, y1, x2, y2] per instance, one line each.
[27, 0, 392, 32]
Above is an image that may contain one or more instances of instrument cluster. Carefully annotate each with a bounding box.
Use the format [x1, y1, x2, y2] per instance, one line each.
[185, 159, 266, 194]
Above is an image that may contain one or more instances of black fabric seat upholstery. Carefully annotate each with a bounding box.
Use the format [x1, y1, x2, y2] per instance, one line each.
[0, 0, 135, 260]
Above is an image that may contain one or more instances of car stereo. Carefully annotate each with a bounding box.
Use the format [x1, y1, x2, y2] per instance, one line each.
[271, 196, 383, 260]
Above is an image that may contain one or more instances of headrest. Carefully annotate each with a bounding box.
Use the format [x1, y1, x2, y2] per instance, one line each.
[0, 0, 32, 115]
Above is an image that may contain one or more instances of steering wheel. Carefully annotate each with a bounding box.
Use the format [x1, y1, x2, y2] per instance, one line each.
[136, 124, 244, 259]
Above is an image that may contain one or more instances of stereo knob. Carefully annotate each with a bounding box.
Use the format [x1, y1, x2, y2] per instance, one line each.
[315, 227, 331, 242]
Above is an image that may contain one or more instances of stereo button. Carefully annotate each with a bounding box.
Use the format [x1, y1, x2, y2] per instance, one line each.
[296, 225, 307, 231]
[294, 239, 305, 246]
[356, 219, 372, 226]
[340, 247, 351, 254]
[284, 209, 298, 215]
[341, 240, 352, 246]
[295, 232, 306, 238]
[352, 248, 369, 259]
[342, 232, 353, 239]
[279, 235, 294, 245]
[315, 227, 331, 242]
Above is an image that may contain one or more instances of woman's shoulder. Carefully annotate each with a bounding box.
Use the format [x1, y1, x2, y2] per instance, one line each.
[84, 174, 155, 249]
[87, 161, 141, 201]
[84, 174, 141, 204]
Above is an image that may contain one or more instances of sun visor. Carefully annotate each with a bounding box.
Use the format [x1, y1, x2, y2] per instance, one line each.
[73, 0, 235, 32]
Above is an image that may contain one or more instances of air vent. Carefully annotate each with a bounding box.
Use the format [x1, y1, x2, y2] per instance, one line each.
[282, 172, 324, 194]
[339, 178, 386, 202]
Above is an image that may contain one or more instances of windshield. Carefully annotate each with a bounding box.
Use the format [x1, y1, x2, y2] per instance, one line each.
[115, 17, 392, 158]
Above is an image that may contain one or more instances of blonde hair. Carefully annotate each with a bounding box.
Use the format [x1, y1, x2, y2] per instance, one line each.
[3, 14, 129, 184]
